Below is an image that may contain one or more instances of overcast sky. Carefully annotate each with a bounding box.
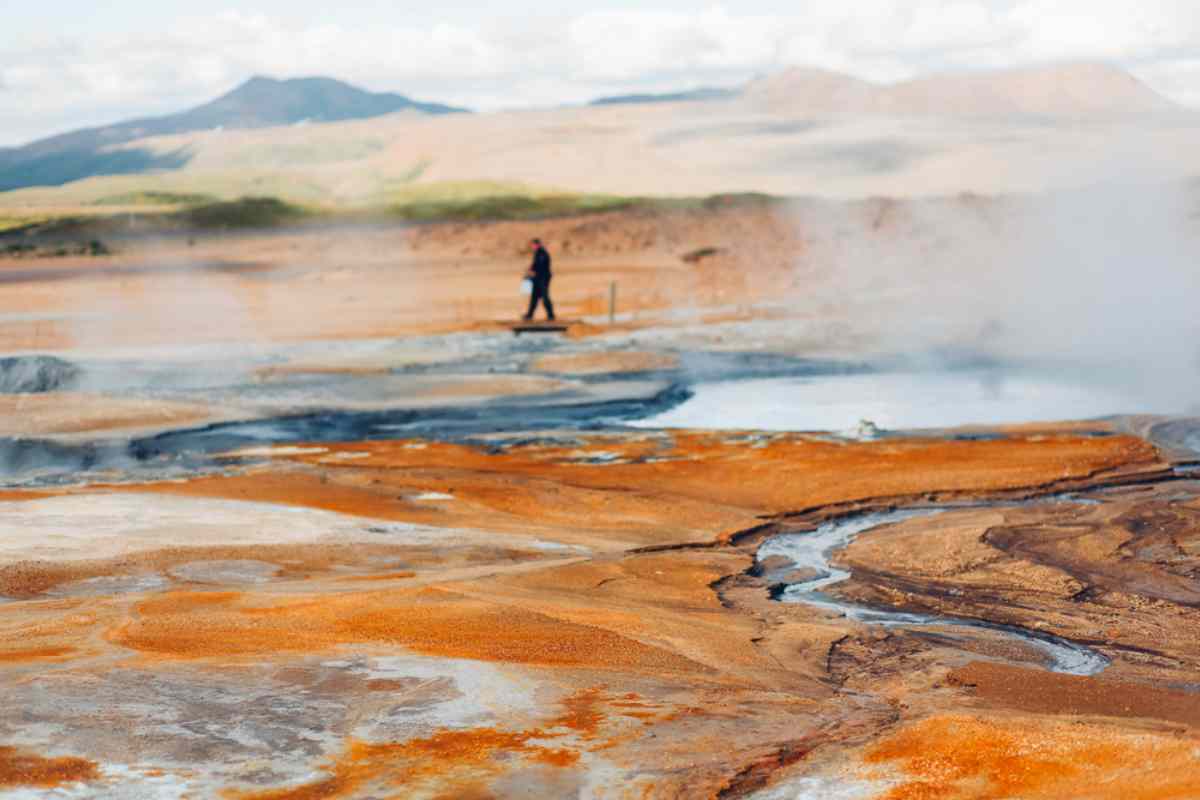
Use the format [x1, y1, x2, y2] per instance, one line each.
[3, 1, 1199, 146]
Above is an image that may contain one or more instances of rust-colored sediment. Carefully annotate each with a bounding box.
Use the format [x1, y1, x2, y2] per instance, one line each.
[553, 688, 608, 739]
[112, 587, 706, 671]
[0, 646, 76, 663]
[285, 432, 1162, 515]
[230, 729, 575, 800]
[0, 541, 525, 599]
[231, 690, 616, 800]
[0, 746, 99, 789]
[865, 714, 1200, 800]
[112, 432, 1163, 557]
[0, 599, 107, 665]
[230, 684, 695, 798]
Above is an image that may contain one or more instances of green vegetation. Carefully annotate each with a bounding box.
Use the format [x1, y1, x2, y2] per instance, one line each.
[177, 196, 309, 229]
[701, 192, 778, 209]
[0, 183, 791, 242]
[383, 181, 719, 222]
[397, 158, 433, 184]
[93, 191, 217, 207]
[390, 193, 642, 222]
[386, 188, 785, 223]
[2, 238, 110, 259]
[0, 216, 47, 234]
[681, 246, 724, 263]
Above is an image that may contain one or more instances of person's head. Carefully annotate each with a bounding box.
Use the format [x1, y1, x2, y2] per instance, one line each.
[530, 238, 542, 251]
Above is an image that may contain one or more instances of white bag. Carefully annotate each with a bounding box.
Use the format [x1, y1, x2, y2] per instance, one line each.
[520, 278, 533, 296]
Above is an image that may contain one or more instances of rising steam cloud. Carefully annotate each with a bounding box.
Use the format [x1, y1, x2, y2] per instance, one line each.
[791, 135, 1200, 414]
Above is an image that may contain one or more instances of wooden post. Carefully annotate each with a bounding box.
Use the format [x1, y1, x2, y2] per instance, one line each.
[608, 281, 617, 325]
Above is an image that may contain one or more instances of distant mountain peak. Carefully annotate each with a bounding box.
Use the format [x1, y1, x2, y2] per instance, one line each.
[588, 86, 738, 107]
[742, 62, 1175, 116]
[0, 76, 468, 192]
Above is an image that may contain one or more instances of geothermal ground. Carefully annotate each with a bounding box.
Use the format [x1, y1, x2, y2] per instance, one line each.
[0, 201, 1198, 799]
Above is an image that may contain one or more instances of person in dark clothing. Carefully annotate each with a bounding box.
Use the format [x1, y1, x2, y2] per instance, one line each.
[523, 238, 555, 321]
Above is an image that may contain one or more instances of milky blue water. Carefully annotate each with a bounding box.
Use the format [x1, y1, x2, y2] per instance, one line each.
[636, 369, 1174, 432]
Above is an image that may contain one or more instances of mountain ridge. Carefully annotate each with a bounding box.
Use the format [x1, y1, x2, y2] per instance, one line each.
[0, 76, 468, 191]
[589, 87, 738, 106]
[742, 62, 1176, 116]
[0, 63, 1185, 197]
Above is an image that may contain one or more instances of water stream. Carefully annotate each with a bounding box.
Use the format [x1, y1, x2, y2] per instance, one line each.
[757, 507, 1109, 676]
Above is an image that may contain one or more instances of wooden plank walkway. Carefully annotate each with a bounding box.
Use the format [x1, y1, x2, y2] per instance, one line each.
[511, 321, 570, 335]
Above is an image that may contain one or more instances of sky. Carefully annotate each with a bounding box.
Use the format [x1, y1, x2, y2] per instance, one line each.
[3, 1, 1199, 146]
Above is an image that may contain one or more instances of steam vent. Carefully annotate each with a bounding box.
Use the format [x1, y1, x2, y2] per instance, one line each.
[3, 50, 1200, 799]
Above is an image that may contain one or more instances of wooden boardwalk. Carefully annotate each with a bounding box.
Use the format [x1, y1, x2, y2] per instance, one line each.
[511, 321, 571, 335]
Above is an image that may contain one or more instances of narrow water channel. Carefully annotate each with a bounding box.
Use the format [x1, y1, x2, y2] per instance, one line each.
[757, 508, 1110, 676]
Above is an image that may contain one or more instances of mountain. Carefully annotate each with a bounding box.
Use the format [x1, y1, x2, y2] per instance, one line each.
[881, 63, 1177, 116]
[0, 76, 468, 192]
[589, 87, 738, 106]
[741, 62, 1176, 116]
[741, 67, 876, 112]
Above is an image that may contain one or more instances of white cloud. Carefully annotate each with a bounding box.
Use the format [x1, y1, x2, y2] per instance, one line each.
[1, 2, 1199, 147]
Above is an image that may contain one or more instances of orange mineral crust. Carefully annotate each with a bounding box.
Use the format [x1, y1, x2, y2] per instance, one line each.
[0, 746, 100, 789]
[229, 687, 643, 800]
[126, 432, 1164, 556]
[863, 714, 1200, 800]
[0, 598, 110, 664]
[0, 645, 76, 664]
[110, 587, 708, 671]
[0, 539, 535, 599]
[132, 456, 759, 550]
[288, 432, 1162, 512]
[230, 730, 579, 800]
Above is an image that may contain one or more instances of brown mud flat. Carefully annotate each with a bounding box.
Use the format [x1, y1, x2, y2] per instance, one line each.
[1, 424, 1198, 798]
[948, 661, 1200, 729]
[834, 485, 1200, 685]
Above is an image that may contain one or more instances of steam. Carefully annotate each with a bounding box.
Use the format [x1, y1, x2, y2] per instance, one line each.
[792, 152, 1200, 414]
